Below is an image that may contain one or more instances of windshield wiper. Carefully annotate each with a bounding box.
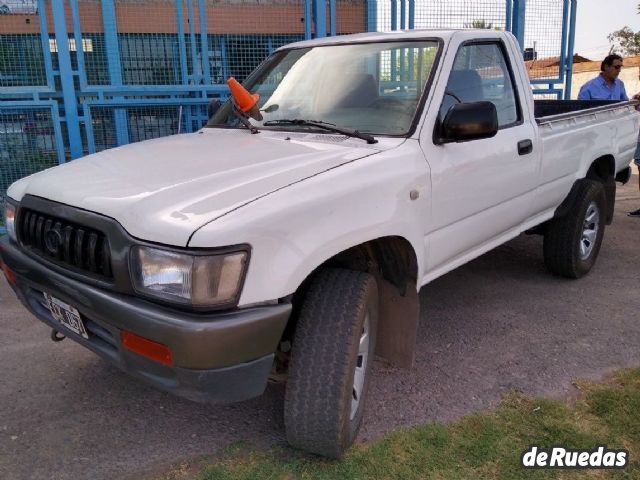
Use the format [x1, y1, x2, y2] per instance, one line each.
[262, 119, 377, 144]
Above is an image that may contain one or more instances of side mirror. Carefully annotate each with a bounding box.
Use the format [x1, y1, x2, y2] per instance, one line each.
[438, 101, 498, 143]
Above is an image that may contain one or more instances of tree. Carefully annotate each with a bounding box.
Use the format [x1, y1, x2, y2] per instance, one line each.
[464, 19, 493, 29]
[608, 27, 640, 56]
[607, 4, 640, 55]
[0, 5, 11, 14]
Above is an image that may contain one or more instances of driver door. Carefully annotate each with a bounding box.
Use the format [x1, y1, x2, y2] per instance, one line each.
[421, 39, 538, 272]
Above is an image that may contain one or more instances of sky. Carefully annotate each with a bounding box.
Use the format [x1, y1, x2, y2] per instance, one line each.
[574, 0, 639, 59]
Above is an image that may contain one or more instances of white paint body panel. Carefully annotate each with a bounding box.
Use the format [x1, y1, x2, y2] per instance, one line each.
[189, 141, 430, 305]
[533, 106, 640, 216]
[7, 30, 639, 307]
[7, 129, 388, 246]
[419, 32, 539, 272]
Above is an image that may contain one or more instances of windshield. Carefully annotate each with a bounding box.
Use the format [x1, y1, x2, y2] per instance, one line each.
[206, 40, 440, 136]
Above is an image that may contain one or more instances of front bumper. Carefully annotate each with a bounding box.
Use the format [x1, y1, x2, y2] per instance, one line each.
[0, 236, 291, 403]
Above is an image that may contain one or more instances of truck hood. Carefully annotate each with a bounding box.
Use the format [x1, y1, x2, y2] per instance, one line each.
[9, 128, 382, 246]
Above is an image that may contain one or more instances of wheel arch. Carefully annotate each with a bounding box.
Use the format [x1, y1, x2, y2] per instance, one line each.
[554, 155, 616, 224]
[585, 154, 615, 180]
[585, 155, 616, 225]
[543, 178, 607, 278]
[283, 235, 421, 368]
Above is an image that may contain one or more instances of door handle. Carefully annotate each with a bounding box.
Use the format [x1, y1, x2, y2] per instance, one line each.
[518, 139, 533, 155]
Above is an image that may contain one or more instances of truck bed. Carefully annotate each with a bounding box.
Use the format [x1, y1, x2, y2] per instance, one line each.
[534, 99, 622, 120]
[534, 98, 638, 216]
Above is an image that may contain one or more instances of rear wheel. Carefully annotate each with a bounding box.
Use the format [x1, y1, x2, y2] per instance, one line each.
[543, 179, 606, 278]
[284, 268, 378, 458]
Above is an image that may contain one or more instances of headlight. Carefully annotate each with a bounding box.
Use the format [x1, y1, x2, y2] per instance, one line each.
[3, 200, 16, 242]
[130, 246, 249, 308]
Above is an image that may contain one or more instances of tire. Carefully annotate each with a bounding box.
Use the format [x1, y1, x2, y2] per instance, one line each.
[284, 268, 378, 458]
[543, 179, 606, 278]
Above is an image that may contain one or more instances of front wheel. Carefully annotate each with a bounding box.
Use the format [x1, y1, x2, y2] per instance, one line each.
[543, 179, 606, 278]
[284, 268, 378, 458]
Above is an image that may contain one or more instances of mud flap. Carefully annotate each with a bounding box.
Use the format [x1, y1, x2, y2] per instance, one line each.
[375, 278, 419, 369]
[603, 176, 616, 225]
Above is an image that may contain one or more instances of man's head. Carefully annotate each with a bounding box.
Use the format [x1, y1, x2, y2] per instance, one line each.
[601, 54, 623, 82]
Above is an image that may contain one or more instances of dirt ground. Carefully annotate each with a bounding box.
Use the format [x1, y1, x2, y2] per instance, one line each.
[1, 176, 639, 480]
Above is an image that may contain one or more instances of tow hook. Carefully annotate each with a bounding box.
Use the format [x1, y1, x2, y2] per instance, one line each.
[51, 329, 66, 342]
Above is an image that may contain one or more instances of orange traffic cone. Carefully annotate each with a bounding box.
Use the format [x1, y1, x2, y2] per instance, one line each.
[227, 77, 259, 113]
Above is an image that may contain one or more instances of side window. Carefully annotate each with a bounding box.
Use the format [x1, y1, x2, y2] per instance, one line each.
[439, 42, 521, 128]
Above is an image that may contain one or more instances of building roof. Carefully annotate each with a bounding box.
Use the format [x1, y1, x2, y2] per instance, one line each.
[525, 54, 592, 70]
[277, 29, 515, 50]
[526, 55, 640, 79]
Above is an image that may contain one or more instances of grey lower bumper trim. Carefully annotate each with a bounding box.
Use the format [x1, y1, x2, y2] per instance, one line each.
[1, 236, 291, 403]
[127, 351, 276, 403]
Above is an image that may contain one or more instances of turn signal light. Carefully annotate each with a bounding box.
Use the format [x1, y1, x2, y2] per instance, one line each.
[121, 330, 173, 366]
[0, 260, 16, 285]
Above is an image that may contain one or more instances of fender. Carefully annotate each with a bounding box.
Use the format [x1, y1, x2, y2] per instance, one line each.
[188, 141, 431, 307]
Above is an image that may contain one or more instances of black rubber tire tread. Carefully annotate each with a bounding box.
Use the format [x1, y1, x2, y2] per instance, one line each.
[284, 268, 378, 458]
[543, 179, 606, 278]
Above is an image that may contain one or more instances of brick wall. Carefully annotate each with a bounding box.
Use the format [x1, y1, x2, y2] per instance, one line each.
[0, 1, 365, 35]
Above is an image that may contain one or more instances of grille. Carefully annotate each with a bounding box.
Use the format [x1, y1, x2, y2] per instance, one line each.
[17, 209, 113, 279]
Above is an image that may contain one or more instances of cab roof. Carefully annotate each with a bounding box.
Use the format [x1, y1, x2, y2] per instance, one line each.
[276, 29, 507, 51]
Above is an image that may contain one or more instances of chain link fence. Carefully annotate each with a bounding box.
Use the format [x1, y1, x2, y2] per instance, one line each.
[523, 0, 566, 81]
[0, 108, 59, 205]
[376, 0, 508, 31]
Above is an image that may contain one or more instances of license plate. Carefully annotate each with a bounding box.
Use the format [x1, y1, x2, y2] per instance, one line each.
[43, 293, 88, 339]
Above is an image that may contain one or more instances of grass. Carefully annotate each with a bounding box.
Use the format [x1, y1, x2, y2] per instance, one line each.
[159, 369, 640, 480]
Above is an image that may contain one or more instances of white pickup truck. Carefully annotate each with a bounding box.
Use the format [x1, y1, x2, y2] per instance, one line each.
[1, 30, 638, 457]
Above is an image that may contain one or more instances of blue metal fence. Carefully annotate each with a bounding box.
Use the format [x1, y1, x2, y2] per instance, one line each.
[0, 0, 575, 228]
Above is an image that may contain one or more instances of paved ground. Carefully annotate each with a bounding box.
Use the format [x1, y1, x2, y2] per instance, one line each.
[1, 177, 639, 480]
